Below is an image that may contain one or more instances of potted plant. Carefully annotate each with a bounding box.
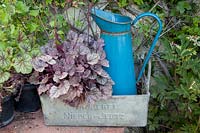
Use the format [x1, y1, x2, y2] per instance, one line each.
[0, 46, 41, 116]
[0, 45, 34, 127]
[0, 1, 44, 114]
[31, 30, 114, 108]
[11, 42, 41, 112]
[14, 76, 41, 113]
[0, 71, 15, 128]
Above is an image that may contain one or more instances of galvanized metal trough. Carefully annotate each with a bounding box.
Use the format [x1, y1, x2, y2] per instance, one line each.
[40, 93, 150, 127]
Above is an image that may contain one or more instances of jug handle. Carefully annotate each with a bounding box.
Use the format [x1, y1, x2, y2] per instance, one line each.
[132, 12, 162, 82]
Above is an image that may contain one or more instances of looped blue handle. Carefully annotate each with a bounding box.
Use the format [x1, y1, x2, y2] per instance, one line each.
[132, 12, 162, 82]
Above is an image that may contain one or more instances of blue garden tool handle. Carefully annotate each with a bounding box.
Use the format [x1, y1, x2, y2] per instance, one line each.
[132, 12, 162, 82]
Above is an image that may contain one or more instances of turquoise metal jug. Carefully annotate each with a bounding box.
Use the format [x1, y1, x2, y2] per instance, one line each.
[91, 8, 162, 95]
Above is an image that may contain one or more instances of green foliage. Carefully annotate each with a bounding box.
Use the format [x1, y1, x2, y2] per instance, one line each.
[0, 0, 74, 92]
[150, 36, 200, 132]
[132, 0, 144, 5]
[0, 0, 198, 131]
[118, 0, 128, 8]
[176, 1, 191, 14]
[129, 0, 200, 132]
[0, 1, 35, 87]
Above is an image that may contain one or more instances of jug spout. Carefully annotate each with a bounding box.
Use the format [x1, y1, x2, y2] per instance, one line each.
[91, 8, 132, 33]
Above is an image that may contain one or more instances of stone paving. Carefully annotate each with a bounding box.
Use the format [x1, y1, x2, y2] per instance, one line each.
[0, 110, 125, 133]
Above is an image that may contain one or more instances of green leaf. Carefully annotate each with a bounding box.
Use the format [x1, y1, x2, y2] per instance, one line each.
[118, 0, 128, 7]
[10, 24, 15, 35]
[29, 10, 39, 17]
[0, 42, 7, 50]
[6, 47, 13, 56]
[49, 21, 55, 27]
[0, 9, 10, 24]
[57, 30, 64, 35]
[0, 50, 10, 69]
[46, 0, 53, 5]
[15, 1, 29, 13]
[27, 22, 39, 32]
[30, 48, 40, 57]
[18, 42, 31, 52]
[0, 70, 10, 83]
[133, 0, 144, 5]
[13, 54, 32, 74]
[176, 1, 191, 14]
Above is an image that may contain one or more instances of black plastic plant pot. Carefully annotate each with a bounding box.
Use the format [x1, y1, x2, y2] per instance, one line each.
[0, 95, 14, 128]
[14, 84, 41, 112]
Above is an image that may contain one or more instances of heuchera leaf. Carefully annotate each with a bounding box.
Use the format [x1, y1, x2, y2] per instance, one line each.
[100, 59, 109, 67]
[13, 54, 33, 74]
[32, 57, 48, 72]
[18, 42, 31, 52]
[49, 86, 60, 98]
[0, 50, 10, 69]
[63, 55, 75, 71]
[0, 70, 10, 83]
[91, 65, 109, 78]
[97, 77, 108, 85]
[75, 64, 84, 73]
[6, 47, 13, 56]
[53, 71, 68, 83]
[87, 53, 100, 65]
[40, 42, 58, 58]
[58, 80, 70, 94]
[69, 76, 80, 87]
[97, 39, 105, 47]
[100, 85, 112, 99]
[76, 85, 83, 97]
[98, 50, 106, 60]
[39, 55, 56, 65]
[79, 45, 90, 55]
[82, 69, 91, 78]
[49, 80, 70, 99]
[28, 71, 41, 85]
[63, 88, 77, 102]
[85, 89, 102, 104]
[38, 83, 52, 95]
[88, 72, 97, 80]
[32, 30, 114, 107]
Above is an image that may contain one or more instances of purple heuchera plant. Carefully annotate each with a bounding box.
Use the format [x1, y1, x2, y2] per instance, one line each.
[31, 30, 114, 107]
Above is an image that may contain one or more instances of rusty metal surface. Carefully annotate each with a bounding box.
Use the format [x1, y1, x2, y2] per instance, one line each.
[40, 94, 149, 127]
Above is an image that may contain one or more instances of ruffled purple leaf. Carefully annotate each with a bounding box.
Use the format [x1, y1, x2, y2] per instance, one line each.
[39, 55, 56, 65]
[82, 69, 91, 78]
[87, 53, 100, 65]
[38, 83, 53, 95]
[100, 85, 112, 99]
[75, 64, 85, 73]
[85, 89, 101, 104]
[31, 57, 48, 72]
[32, 30, 114, 107]
[69, 76, 80, 87]
[96, 77, 108, 85]
[53, 71, 68, 83]
[79, 45, 90, 55]
[49, 80, 70, 99]
[99, 59, 109, 67]
[88, 72, 97, 80]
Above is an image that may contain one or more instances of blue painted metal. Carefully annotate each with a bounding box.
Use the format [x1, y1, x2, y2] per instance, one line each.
[91, 8, 162, 95]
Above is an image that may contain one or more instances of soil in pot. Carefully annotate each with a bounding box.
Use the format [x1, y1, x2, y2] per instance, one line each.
[14, 84, 41, 112]
[0, 95, 14, 128]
